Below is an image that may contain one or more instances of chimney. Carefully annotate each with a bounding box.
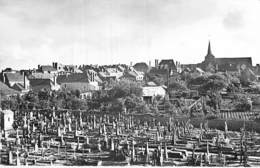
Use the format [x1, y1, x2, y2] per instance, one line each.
[130, 62, 133, 66]
[23, 72, 26, 89]
[53, 62, 58, 70]
[149, 61, 151, 67]
[2, 72, 5, 84]
[155, 59, 159, 68]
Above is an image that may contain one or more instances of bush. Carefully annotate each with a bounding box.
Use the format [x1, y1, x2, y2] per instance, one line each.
[234, 96, 252, 112]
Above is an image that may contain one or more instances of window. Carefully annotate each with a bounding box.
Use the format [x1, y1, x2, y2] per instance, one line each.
[8, 117, 10, 121]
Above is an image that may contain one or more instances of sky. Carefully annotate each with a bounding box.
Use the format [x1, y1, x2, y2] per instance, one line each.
[0, 0, 260, 69]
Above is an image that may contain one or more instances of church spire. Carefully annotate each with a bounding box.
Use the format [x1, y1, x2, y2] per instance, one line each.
[205, 41, 215, 61]
[207, 41, 212, 55]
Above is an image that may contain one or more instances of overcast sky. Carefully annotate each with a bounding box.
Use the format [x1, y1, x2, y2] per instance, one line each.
[0, 0, 260, 69]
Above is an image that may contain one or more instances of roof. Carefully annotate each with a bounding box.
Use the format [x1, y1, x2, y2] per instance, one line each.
[60, 82, 97, 92]
[159, 59, 176, 69]
[106, 67, 118, 74]
[12, 83, 25, 91]
[41, 65, 57, 72]
[133, 62, 149, 72]
[195, 67, 205, 73]
[146, 81, 157, 86]
[149, 68, 168, 75]
[0, 81, 18, 96]
[86, 70, 103, 83]
[5, 73, 24, 83]
[29, 73, 54, 80]
[117, 65, 125, 72]
[30, 79, 52, 87]
[142, 86, 166, 97]
[215, 57, 252, 66]
[1, 109, 14, 115]
[57, 73, 89, 84]
[127, 70, 138, 77]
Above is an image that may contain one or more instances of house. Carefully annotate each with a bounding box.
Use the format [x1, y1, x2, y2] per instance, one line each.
[57, 73, 100, 99]
[2, 72, 30, 93]
[99, 67, 124, 80]
[38, 65, 57, 74]
[158, 59, 177, 74]
[51, 62, 82, 75]
[142, 85, 166, 104]
[30, 78, 60, 92]
[0, 109, 14, 131]
[253, 64, 260, 81]
[86, 69, 103, 86]
[29, 72, 55, 81]
[122, 67, 144, 82]
[0, 81, 18, 97]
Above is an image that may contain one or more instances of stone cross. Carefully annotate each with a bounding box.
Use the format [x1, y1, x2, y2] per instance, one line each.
[8, 150, 13, 165]
[57, 126, 61, 137]
[110, 138, 114, 151]
[97, 138, 102, 152]
[79, 112, 83, 128]
[164, 141, 168, 161]
[131, 139, 135, 163]
[145, 141, 149, 163]
[34, 142, 38, 152]
[16, 149, 20, 166]
[85, 135, 89, 145]
[93, 115, 96, 129]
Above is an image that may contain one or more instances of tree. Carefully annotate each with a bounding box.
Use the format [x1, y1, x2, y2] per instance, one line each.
[124, 95, 144, 113]
[108, 79, 143, 99]
[109, 98, 124, 113]
[75, 89, 81, 98]
[38, 90, 49, 101]
[234, 95, 252, 112]
[187, 75, 209, 88]
[70, 98, 88, 110]
[240, 68, 256, 86]
[168, 80, 187, 91]
[199, 79, 227, 93]
[1, 99, 11, 110]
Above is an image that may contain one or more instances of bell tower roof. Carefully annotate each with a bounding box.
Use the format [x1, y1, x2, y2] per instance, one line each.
[205, 41, 215, 60]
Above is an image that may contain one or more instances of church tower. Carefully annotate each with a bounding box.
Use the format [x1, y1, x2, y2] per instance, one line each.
[205, 41, 215, 61]
[201, 41, 216, 72]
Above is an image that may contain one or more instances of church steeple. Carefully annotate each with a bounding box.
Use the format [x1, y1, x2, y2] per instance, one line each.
[205, 41, 215, 60]
[207, 41, 212, 55]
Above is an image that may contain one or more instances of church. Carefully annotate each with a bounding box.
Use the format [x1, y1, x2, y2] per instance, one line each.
[199, 42, 252, 72]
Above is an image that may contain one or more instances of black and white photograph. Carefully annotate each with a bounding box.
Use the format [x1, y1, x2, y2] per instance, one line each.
[1, 0, 260, 166]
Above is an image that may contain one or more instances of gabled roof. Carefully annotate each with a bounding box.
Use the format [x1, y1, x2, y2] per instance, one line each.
[12, 83, 25, 91]
[159, 59, 176, 69]
[0, 81, 18, 96]
[57, 73, 89, 84]
[5, 73, 24, 83]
